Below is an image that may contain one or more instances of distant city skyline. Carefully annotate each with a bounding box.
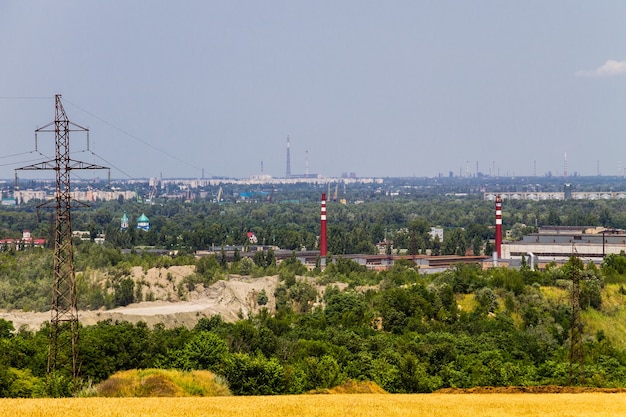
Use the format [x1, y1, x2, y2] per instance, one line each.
[1, 1, 625, 180]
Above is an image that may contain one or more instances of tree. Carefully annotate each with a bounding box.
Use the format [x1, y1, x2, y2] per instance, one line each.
[408, 230, 419, 256]
[252, 251, 265, 267]
[257, 289, 268, 306]
[475, 287, 498, 315]
[442, 229, 466, 256]
[265, 248, 276, 267]
[300, 355, 345, 390]
[80, 320, 154, 382]
[239, 258, 254, 276]
[196, 254, 220, 276]
[324, 288, 368, 327]
[471, 236, 482, 256]
[219, 248, 227, 269]
[0, 362, 13, 397]
[547, 209, 561, 226]
[177, 331, 229, 371]
[399, 354, 442, 393]
[289, 281, 317, 313]
[599, 207, 612, 227]
[408, 218, 430, 255]
[0, 319, 14, 339]
[114, 278, 135, 307]
[224, 353, 286, 395]
[431, 235, 441, 256]
[484, 240, 494, 257]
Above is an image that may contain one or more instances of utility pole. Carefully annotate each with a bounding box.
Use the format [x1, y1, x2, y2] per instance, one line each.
[568, 254, 584, 386]
[16, 94, 108, 394]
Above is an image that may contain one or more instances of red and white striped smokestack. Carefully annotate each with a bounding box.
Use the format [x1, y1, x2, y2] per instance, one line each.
[320, 193, 327, 257]
[495, 194, 502, 259]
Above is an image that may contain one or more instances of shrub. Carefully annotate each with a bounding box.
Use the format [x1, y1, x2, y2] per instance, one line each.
[224, 353, 286, 395]
[96, 369, 231, 397]
[257, 289, 268, 306]
[113, 278, 135, 306]
[178, 331, 229, 371]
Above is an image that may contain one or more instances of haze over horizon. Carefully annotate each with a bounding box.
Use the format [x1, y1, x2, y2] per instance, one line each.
[1, 1, 625, 181]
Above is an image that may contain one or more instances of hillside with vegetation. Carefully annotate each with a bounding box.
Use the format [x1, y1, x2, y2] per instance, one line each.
[2, 242, 626, 397]
[3, 183, 626, 397]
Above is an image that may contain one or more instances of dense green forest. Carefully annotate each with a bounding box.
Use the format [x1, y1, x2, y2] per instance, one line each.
[2, 243, 626, 397]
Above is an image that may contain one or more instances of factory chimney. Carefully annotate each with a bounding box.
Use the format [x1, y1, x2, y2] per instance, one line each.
[495, 194, 502, 259]
[320, 193, 327, 259]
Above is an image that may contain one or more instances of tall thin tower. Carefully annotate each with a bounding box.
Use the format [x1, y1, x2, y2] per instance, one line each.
[564, 152, 568, 179]
[495, 195, 502, 259]
[305, 150, 309, 178]
[285, 136, 291, 178]
[320, 193, 327, 258]
[16, 95, 108, 392]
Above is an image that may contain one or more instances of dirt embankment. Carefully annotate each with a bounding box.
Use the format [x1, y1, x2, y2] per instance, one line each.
[435, 386, 626, 394]
[0, 271, 281, 331]
[0, 265, 350, 331]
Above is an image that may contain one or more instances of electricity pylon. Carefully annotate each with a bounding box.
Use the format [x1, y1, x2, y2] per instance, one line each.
[16, 94, 108, 393]
[568, 253, 585, 386]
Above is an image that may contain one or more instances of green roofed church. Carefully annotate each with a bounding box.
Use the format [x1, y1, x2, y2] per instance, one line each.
[120, 211, 129, 231]
[136, 213, 150, 231]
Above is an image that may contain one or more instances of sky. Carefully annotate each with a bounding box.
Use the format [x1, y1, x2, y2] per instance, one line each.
[1, 1, 625, 180]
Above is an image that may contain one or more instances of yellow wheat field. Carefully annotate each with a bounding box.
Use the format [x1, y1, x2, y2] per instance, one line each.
[2, 394, 626, 417]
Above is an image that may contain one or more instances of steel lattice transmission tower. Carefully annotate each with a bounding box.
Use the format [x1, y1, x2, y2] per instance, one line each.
[16, 95, 108, 392]
[568, 254, 585, 386]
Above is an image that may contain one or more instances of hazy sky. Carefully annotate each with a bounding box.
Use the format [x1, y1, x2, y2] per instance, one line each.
[1, 1, 625, 180]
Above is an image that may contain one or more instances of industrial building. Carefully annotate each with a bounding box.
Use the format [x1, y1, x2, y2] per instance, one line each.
[484, 191, 626, 201]
[502, 226, 626, 263]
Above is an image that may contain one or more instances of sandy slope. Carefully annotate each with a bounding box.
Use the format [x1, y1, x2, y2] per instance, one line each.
[0, 274, 280, 331]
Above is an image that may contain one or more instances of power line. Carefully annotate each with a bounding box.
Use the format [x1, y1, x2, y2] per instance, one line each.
[63, 98, 203, 174]
[0, 156, 47, 168]
[0, 150, 39, 160]
[0, 97, 51, 171]
[3, 96, 203, 179]
[0, 96, 52, 100]
[88, 150, 135, 180]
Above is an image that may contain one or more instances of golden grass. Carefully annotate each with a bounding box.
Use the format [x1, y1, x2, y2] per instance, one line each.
[584, 308, 626, 347]
[582, 284, 626, 346]
[96, 369, 231, 397]
[313, 380, 387, 394]
[599, 284, 626, 315]
[457, 293, 476, 312]
[535, 283, 626, 346]
[2, 394, 626, 417]
[539, 286, 568, 304]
